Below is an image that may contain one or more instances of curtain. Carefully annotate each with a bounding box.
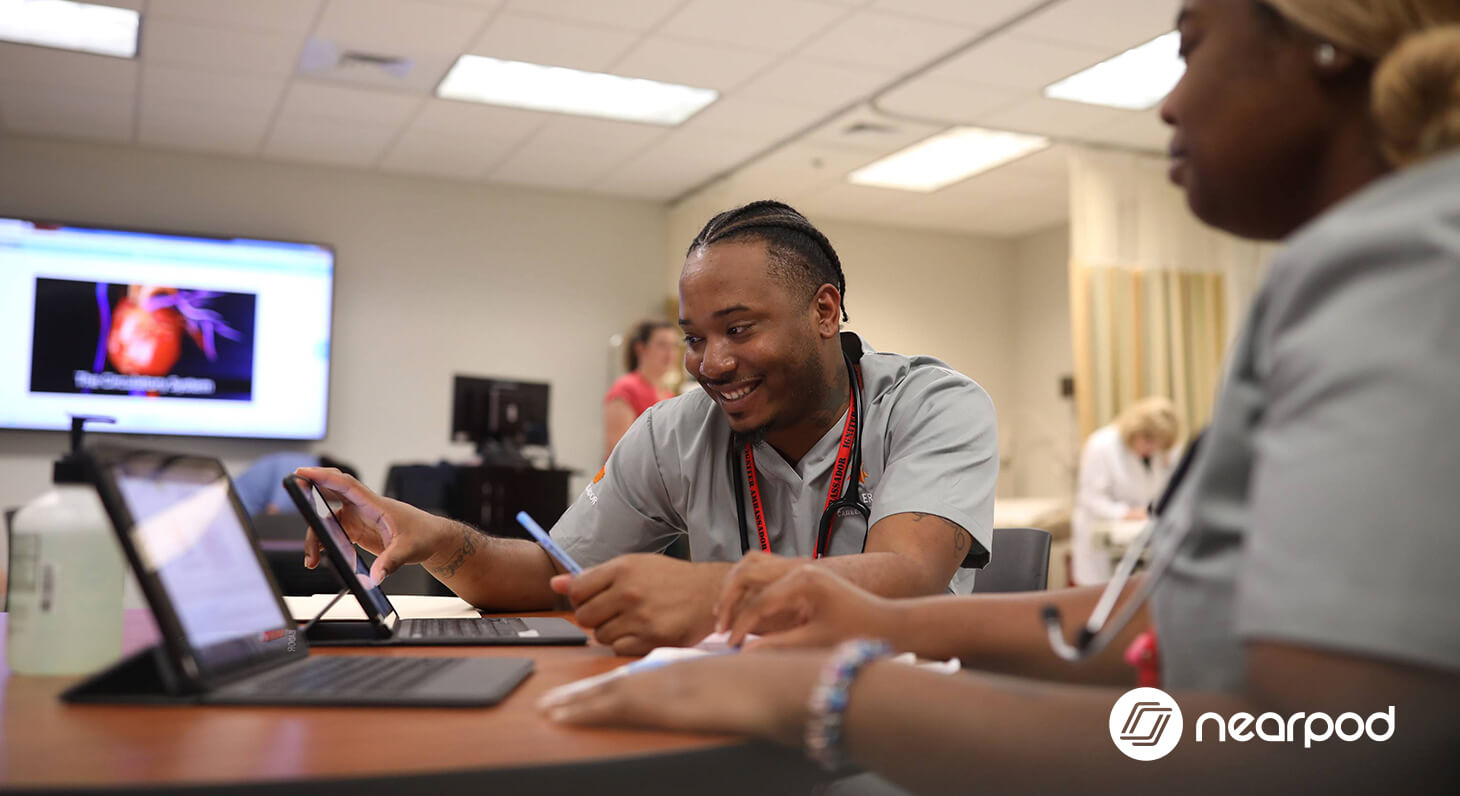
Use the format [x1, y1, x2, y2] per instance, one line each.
[1068, 147, 1278, 440]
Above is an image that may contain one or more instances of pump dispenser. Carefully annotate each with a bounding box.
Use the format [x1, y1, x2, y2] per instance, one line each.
[7, 415, 125, 675]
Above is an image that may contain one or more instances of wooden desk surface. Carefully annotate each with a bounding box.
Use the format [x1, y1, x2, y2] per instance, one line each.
[0, 611, 819, 795]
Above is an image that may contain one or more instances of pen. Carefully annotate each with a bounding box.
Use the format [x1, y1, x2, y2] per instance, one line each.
[516, 511, 583, 575]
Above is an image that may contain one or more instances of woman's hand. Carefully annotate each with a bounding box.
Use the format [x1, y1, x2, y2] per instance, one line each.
[538, 651, 826, 747]
[721, 564, 904, 651]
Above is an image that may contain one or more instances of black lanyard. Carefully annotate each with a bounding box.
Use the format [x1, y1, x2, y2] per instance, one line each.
[731, 351, 868, 558]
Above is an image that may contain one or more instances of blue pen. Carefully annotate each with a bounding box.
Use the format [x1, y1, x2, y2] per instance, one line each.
[516, 511, 583, 575]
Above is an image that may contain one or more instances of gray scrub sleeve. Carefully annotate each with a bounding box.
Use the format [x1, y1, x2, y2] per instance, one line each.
[1236, 231, 1460, 674]
[868, 366, 997, 561]
[549, 406, 685, 568]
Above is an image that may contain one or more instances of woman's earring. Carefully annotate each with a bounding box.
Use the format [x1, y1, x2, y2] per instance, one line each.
[1315, 42, 1338, 67]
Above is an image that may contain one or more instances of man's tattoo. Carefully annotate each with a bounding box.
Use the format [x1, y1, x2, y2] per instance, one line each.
[429, 522, 479, 578]
[907, 512, 970, 554]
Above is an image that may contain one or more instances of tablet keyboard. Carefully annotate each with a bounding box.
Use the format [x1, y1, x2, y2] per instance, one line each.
[399, 617, 530, 639]
[242, 656, 457, 696]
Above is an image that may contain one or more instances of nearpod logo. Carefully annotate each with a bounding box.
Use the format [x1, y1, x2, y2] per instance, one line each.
[1110, 688, 1397, 761]
[1110, 687, 1184, 760]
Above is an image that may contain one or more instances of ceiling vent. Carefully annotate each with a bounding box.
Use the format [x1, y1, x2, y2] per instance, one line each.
[298, 38, 416, 82]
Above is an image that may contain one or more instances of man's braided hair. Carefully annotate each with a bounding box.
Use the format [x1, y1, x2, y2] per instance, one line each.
[686, 200, 849, 322]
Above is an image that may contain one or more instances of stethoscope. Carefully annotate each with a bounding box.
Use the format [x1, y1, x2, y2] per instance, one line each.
[730, 343, 869, 558]
[1042, 431, 1206, 661]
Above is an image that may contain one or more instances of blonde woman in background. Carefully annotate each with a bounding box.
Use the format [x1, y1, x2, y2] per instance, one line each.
[1072, 397, 1182, 585]
[541, 2, 1460, 792]
[603, 319, 678, 461]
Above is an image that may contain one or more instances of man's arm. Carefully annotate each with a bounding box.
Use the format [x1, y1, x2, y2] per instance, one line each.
[420, 520, 565, 612]
[813, 510, 970, 597]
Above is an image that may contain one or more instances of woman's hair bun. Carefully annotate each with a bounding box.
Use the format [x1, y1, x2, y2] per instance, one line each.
[1373, 25, 1460, 165]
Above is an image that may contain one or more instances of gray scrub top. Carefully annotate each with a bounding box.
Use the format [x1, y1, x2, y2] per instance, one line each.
[1151, 150, 1460, 691]
[551, 333, 998, 594]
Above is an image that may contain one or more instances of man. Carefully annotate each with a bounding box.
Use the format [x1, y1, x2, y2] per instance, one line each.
[302, 201, 997, 654]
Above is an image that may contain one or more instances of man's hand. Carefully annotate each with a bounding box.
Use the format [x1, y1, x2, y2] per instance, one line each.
[549, 555, 730, 655]
[723, 565, 903, 650]
[295, 466, 458, 584]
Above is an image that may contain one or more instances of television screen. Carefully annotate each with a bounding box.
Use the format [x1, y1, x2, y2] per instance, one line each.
[0, 217, 333, 440]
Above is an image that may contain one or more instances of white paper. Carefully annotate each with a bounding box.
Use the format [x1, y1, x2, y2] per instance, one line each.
[284, 593, 482, 622]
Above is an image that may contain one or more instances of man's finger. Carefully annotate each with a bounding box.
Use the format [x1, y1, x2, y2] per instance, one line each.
[369, 546, 402, 584]
[565, 560, 618, 607]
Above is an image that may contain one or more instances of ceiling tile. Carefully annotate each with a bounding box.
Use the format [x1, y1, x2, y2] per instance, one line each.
[1083, 109, 1171, 153]
[263, 116, 400, 167]
[489, 116, 667, 190]
[505, 0, 683, 32]
[468, 13, 639, 72]
[868, 0, 1043, 29]
[1013, 0, 1178, 51]
[0, 44, 138, 93]
[314, 0, 491, 55]
[875, 78, 1021, 124]
[137, 103, 271, 155]
[0, 85, 134, 142]
[142, 18, 306, 76]
[799, 10, 974, 71]
[727, 142, 879, 198]
[678, 95, 828, 141]
[802, 106, 942, 153]
[147, 0, 323, 35]
[411, 98, 548, 143]
[928, 32, 1108, 91]
[737, 59, 890, 113]
[659, 0, 851, 54]
[975, 96, 1128, 137]
[277, 82, 424, 127]
[595, 129, 759, 200]
[794, 181, 906, 222]
[612, 38, 776, 92]
[142, 66, 285, 112]
[378, 125, 520, 180]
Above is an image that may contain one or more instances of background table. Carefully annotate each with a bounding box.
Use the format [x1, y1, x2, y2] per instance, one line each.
[1, 611, 823, 795]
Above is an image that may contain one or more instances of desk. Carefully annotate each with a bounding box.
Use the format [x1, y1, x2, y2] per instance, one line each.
[1, 612, 822, 795]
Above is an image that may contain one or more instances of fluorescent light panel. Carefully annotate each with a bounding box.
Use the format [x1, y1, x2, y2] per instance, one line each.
[1044, 31, 1184, 110]
[848, 126, 1050, 193]
[437, 55, 717, 126]
[0, 0, 139, 58]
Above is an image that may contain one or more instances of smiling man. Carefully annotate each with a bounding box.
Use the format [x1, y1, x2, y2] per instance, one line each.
[300, 200, 998, 654]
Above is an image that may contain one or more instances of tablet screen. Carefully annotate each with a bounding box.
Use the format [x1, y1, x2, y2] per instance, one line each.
[301, 482, 396, 623]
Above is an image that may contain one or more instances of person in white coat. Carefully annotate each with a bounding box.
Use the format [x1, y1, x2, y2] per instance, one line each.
[1071, 396, 1181, 585]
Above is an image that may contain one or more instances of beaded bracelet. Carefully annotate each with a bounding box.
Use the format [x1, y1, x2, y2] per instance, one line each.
[805, 638, 893, 772]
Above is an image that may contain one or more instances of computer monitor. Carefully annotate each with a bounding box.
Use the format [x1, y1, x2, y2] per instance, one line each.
[451, 376, 550, 454]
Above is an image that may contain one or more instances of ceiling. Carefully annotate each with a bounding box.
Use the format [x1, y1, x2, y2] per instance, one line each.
[0, 0, 1179, 238]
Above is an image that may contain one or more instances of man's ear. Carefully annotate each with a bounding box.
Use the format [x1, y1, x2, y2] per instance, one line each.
[812, 284, 842, 338]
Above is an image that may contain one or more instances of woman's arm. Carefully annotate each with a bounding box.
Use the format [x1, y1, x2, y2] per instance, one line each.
[541, 642, 1460, 796]
[603, 398, 636, 462]
[721, 566, 1146, 686]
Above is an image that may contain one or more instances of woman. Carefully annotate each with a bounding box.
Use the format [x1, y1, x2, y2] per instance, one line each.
[1072, 396, 1181, 585]
[603, 319, 678, 461]
[541, 2, 1460, 792]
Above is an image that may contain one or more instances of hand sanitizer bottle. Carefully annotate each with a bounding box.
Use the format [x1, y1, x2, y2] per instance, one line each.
[6, 416, 124, 676]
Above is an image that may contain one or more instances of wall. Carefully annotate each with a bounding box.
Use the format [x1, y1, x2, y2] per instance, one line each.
[0, 135, 667, 512]
[1010, 224, 1078, 498]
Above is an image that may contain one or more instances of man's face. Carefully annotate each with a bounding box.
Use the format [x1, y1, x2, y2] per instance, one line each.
[678, 240, 826, 437]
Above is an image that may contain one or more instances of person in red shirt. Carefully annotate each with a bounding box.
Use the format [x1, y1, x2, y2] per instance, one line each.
[603, 319, 678, 461]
